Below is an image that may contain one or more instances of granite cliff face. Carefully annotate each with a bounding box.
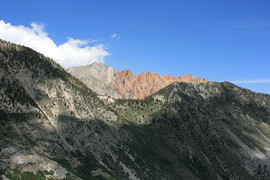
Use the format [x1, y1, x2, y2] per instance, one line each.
[67, 63, 207, 99]
[67, 63, 121, 99]
[1, 40, 270, 180]
[113, 69, 207, 99]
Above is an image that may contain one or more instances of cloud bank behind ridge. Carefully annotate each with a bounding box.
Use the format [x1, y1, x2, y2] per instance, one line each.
[0, 20, 110, 68]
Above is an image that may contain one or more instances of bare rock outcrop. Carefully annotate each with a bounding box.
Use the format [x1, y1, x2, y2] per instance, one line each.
[113, 70, 207, 99]
[67, 62, 122, 98]
[67, 63, 207, 99]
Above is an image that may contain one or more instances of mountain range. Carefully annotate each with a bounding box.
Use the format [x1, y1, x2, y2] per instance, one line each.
[1, 39, 270, 179]
[67, 63, 207, 99]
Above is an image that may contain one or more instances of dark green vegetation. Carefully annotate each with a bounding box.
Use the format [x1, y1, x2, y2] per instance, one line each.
[1, 39, 270, 179]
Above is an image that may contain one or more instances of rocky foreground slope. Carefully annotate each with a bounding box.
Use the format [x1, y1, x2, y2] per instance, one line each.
[67, 63, 207, 99]
[1, 40, 270, 179]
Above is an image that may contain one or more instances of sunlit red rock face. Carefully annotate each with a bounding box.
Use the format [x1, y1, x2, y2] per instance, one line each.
[67, 63, 207, 99]
[113, 70, 207, 99]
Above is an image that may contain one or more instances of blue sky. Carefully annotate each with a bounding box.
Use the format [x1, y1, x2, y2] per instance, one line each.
[0, 0, 270, 94]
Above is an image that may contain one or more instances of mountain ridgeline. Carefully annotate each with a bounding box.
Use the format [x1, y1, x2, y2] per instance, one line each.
[1, 39, 270, 180]
[67, 63, 207, 99]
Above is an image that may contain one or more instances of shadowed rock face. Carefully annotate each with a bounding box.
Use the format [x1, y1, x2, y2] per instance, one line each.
[1, 39, 270, 179]
[67, 63, 207, 99]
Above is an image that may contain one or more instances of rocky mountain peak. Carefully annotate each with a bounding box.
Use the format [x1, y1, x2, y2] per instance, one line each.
[119, 69, 134, 77]
[68, 63, 208, 99]
[113, 70, 208, 99]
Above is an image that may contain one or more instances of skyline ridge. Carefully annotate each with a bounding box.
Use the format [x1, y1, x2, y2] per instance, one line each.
[0, 0, 269, 94]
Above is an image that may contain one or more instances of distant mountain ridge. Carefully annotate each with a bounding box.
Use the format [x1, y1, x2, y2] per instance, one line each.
[67, 62, 207, 99]
[67, 62, 122, 99]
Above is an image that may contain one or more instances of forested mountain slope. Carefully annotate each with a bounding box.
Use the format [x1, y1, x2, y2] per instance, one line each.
[1, 40, 270, 179]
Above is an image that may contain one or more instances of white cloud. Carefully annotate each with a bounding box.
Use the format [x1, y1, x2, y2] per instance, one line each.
[111, 33, 120, 39]
[0, 20, 110, 68]
[230, 79, 270, 84]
